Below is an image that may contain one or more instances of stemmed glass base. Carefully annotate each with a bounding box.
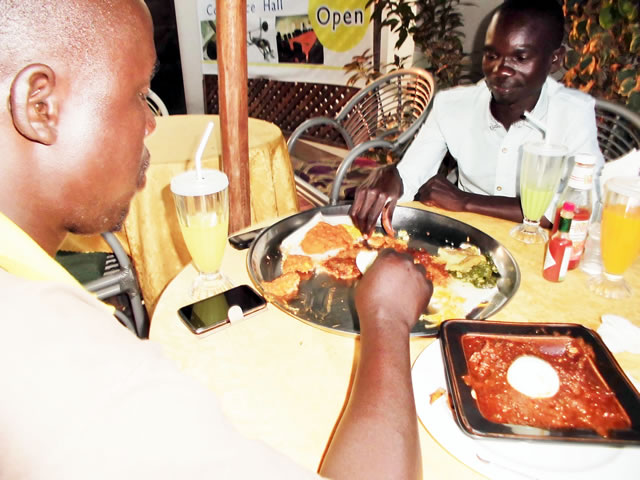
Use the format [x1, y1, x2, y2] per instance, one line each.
[510, 218, 548, 244]
[190, 271, 233, 300]
[587, 272, 632, 299]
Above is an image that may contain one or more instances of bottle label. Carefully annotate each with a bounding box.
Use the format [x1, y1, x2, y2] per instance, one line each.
[567, 164, 594, 190]
[568, 219, 589, 261]
[558, 247, 571, 280]
[543, 247, 557, 271]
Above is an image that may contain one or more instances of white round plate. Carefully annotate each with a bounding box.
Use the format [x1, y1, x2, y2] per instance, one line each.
[411, 340, 640, 480]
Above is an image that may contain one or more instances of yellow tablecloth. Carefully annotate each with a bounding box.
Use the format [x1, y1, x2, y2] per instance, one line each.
[75, 114, 297, 313]
[150, 203, 640, 478]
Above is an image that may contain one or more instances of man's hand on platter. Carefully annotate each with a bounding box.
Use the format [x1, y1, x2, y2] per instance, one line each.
[416, 173, 470, 211]
[349, 165, 403, 236]
[355, 249, 433, 337]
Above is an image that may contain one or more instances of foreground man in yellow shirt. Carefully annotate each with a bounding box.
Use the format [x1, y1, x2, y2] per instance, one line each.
[0, 1, 432, 478]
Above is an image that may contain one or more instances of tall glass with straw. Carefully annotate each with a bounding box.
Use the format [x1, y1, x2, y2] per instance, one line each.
[511, 112, 568, 244]
[171, 122, 231, 299]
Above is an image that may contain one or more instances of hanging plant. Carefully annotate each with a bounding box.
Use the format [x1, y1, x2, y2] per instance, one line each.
[563, 0, 640, 113]
[344, 0, 473, 89]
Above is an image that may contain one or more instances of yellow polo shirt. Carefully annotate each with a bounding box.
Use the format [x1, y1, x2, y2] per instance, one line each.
[0, 211, 113, 314]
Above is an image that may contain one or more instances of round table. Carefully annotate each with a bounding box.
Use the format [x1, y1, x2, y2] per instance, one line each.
[123, 114, 299, 311]
[150, 203, 640, 479]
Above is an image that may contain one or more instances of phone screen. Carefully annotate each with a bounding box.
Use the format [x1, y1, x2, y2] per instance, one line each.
[178, 285, 266, 334]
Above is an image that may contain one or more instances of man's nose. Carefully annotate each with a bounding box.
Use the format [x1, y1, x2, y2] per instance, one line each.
[145, 106, 157, 137]
[493, 57, 515, 76]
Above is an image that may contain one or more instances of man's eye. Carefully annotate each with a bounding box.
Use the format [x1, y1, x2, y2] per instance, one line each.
[484, 53, 498, 61]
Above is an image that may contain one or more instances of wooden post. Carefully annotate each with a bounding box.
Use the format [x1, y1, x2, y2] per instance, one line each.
[216, 0, 251, 232]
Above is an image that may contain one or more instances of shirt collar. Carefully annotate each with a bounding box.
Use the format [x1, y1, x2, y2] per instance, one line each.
[482, 77, 553, 132]
[0, 211, 86, 287]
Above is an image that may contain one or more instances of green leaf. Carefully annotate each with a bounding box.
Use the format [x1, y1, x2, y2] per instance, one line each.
[618, 0, 639, 21]
[630, 27, 640, 52]
[618, 76, 636, 95]
[579, 54, 594, 72]
[617, 68, 637, 83]
[599, 6, 616, 29]
[627, 91, 640, 113]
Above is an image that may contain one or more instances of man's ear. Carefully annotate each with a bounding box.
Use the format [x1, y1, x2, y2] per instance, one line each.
[549, 46, 565, 74]
[9, 63, 59, 145]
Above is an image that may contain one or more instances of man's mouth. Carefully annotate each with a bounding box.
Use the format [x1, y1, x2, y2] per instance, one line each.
[488, 81, 519, 96]
[137, 150, 151, 189]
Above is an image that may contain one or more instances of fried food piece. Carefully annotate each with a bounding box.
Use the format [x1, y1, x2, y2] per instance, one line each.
[262, 272, 301, 302]
[438, 245, 486, 272]
[301, 222, 355, 254]
[321, 248, 361, 281]
[430, 387, 446, 404]
[366, 233, 408, 252]
[282, 254, 315, 275]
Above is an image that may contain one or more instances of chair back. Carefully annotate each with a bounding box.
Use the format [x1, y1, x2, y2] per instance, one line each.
[329, 69, 435, 204]
[335, 68, 435, 149]
[594, 98, 640, 161]
[146, 89, 170, 116]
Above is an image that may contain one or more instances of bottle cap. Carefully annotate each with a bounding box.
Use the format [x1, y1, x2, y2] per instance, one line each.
[572, 153, 597, 166]
[562, 201, 576, 212]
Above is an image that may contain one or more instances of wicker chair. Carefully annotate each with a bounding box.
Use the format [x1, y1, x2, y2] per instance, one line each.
[287, 68, 435, 205]
[594, 98, 640, 162]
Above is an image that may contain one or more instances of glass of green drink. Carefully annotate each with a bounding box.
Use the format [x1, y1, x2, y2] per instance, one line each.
[510, 141, 568, 244]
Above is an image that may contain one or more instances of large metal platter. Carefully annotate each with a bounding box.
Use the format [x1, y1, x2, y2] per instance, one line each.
[247, 205, 520, 337]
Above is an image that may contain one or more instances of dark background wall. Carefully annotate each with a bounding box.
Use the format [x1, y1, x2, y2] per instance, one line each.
[145, 0, 186, 114]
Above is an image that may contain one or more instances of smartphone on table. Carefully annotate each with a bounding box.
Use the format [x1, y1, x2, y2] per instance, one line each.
[178, 285, 267, 335]
[228, 227, 264, 250]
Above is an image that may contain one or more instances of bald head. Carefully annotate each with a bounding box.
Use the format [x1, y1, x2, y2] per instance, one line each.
[0, 0, 156, 255]
[0, 0, 149, 83]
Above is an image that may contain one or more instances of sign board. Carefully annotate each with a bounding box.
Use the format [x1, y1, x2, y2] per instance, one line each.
[197, 0, 373, 85]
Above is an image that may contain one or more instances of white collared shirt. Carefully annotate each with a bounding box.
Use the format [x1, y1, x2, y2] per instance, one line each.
[397, 77, 604, 209]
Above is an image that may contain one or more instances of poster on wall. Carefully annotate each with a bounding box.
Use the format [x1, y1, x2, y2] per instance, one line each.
[197, 0, 373, 86]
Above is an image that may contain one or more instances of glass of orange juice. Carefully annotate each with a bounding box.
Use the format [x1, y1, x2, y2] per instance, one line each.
[588, 176, 640, 298]
[171, 169, 230, 299]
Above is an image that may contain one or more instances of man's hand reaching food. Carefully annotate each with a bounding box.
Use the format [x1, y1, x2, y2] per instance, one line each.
[349, 165, 403, 237]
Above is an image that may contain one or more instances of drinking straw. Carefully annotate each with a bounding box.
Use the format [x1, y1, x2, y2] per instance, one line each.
[194, 121, 214, 180]
[523, 111, 548, 142]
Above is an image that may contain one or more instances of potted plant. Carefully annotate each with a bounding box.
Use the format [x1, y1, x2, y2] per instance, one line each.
[344, 0, 473, 89]
[562, 0, 640, 113]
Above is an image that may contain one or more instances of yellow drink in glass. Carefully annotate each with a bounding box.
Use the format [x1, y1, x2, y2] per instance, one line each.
[588, 176, 640, 299]
[171, 169, 230, 299]
[179, 213, 228, 274]
[511, 141, 567, 244]
[521, 185, 555, 222]
[601, 204, 640, 275]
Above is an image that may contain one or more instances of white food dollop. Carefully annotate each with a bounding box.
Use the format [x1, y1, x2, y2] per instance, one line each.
[507, 355, 560, 398]
[355, 250, 379, 274]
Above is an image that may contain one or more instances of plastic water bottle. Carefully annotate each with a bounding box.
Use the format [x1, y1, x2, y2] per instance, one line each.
[580, 222, 603, 276]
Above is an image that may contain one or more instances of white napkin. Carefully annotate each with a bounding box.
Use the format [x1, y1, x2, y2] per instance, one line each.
[598, 314, 640, 354]
[597, 149, 640, 201]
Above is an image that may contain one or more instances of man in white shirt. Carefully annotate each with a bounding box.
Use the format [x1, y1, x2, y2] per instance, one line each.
[0, 0, 432, 478]
[350, 0, 603, 235]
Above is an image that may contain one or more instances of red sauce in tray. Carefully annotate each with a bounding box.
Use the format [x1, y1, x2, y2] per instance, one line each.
[409, 249, 449, 286]
[461, 334, 631, 437]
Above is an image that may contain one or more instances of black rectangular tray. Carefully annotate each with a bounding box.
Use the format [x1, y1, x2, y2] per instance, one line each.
[440, 319, 640, 444]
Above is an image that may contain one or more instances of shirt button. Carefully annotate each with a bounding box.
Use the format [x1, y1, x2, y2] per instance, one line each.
[501, 147, 508, 153]
[496, 186, 503, 192]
